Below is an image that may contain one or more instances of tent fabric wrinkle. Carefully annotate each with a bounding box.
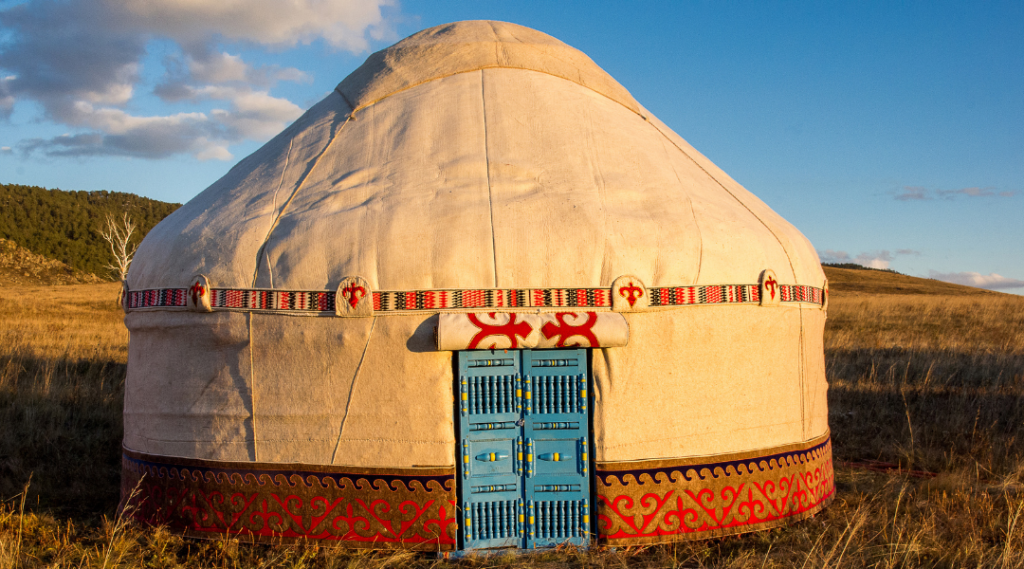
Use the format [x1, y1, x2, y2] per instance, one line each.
[481, 69, 499, 288]
[331, 316, 376, 464]
[253, 112, 353, 289]
[247, 312, 258, 462]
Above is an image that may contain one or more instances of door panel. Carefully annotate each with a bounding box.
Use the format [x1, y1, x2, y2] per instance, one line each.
[532, 439, 580, 475]
[457, 349, 589, 551]
[464, 499, 522, 547]
[467, 438, 516, 477]
[458, 353, 522, 549]
[523, 349, 590, 549]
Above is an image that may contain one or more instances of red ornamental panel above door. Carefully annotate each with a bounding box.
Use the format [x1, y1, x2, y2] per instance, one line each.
[436, 312, 629, 351]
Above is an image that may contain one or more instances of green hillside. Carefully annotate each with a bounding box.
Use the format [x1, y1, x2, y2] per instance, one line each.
[0, 183, 180, 278]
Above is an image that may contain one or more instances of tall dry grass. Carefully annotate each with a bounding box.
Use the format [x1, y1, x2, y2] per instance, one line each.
[827, 295, 1024, 477]
[1, 284, 1023, 568]
[0, 283, 126, 515]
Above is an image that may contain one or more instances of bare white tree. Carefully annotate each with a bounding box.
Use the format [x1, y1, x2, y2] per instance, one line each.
[101, 212, 138, 283]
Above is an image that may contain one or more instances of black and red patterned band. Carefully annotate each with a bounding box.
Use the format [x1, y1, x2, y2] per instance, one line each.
[125, 283, 825, 314]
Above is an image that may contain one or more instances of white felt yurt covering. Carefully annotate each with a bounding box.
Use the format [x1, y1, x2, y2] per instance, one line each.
[121, 21, 833, 548]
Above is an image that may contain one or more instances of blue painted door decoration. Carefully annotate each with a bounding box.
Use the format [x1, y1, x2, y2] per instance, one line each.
[457, 349, 590, 551]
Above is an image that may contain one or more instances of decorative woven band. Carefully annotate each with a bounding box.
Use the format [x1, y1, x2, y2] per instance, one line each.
[374, 287, 611, 311]
[594, 431, 834, 544]
[647, 284, 823, 306]
[125, 283, 824, 313]
[780, 285, 822, 304]
[648, 284, 759, 306]
[121, 449, 458, 548]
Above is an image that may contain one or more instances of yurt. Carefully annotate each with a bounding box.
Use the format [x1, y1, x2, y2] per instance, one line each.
[121, 21, 833, 551]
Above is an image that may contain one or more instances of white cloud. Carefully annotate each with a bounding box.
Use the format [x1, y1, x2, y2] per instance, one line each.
[895, 185, 1018, 201]
[120, 0, 393, 51]
[18, 119, 220, 160]
[193, 140, 233, 162]
[855, 253, 893, 270]
[819, 249, 900, 269]
[17, 86, 302, 160]
[0, 75, 15, 116]
[208, 88, 304, 139]
[895, 186, 929, 201]
[929, 271, 1024, 290]
[0, 0, 392, 159]
[819, 249, 925, 270]
[188, 51, 250, 84]
[0, 1, 146, 123]
[0, 146, 12, 154]
[72, 103, 207, 135]
[154, 49, 311, 103]
[819, 249, 851, 263]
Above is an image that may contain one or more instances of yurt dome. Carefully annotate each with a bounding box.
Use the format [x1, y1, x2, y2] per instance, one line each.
[122, 21, 833, 550]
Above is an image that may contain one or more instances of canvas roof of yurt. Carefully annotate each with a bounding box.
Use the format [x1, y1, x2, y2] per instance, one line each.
[130, 20, 822, 292]
[121, 20, 832, 548]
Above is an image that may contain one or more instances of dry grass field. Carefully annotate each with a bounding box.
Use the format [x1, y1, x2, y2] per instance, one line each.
[1, 268, 1024, 568]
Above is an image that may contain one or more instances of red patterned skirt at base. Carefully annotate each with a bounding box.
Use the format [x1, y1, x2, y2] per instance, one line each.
[120, 452, 459, 549]
[121, 431, 832, 548]
[594, 431, 834, 544]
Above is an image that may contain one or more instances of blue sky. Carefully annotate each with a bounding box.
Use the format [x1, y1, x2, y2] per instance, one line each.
[1, 1, 1022, 292]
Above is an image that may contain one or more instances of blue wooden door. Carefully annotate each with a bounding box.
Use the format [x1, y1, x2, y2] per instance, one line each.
[457, 349, 590, 551]
[457, 352, 523, 549]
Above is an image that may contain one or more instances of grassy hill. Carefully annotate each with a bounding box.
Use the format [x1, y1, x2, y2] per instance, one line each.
[822, 264, 1002, 296]
[0, 183, 180, 279]
[0, 238, 104, 286]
